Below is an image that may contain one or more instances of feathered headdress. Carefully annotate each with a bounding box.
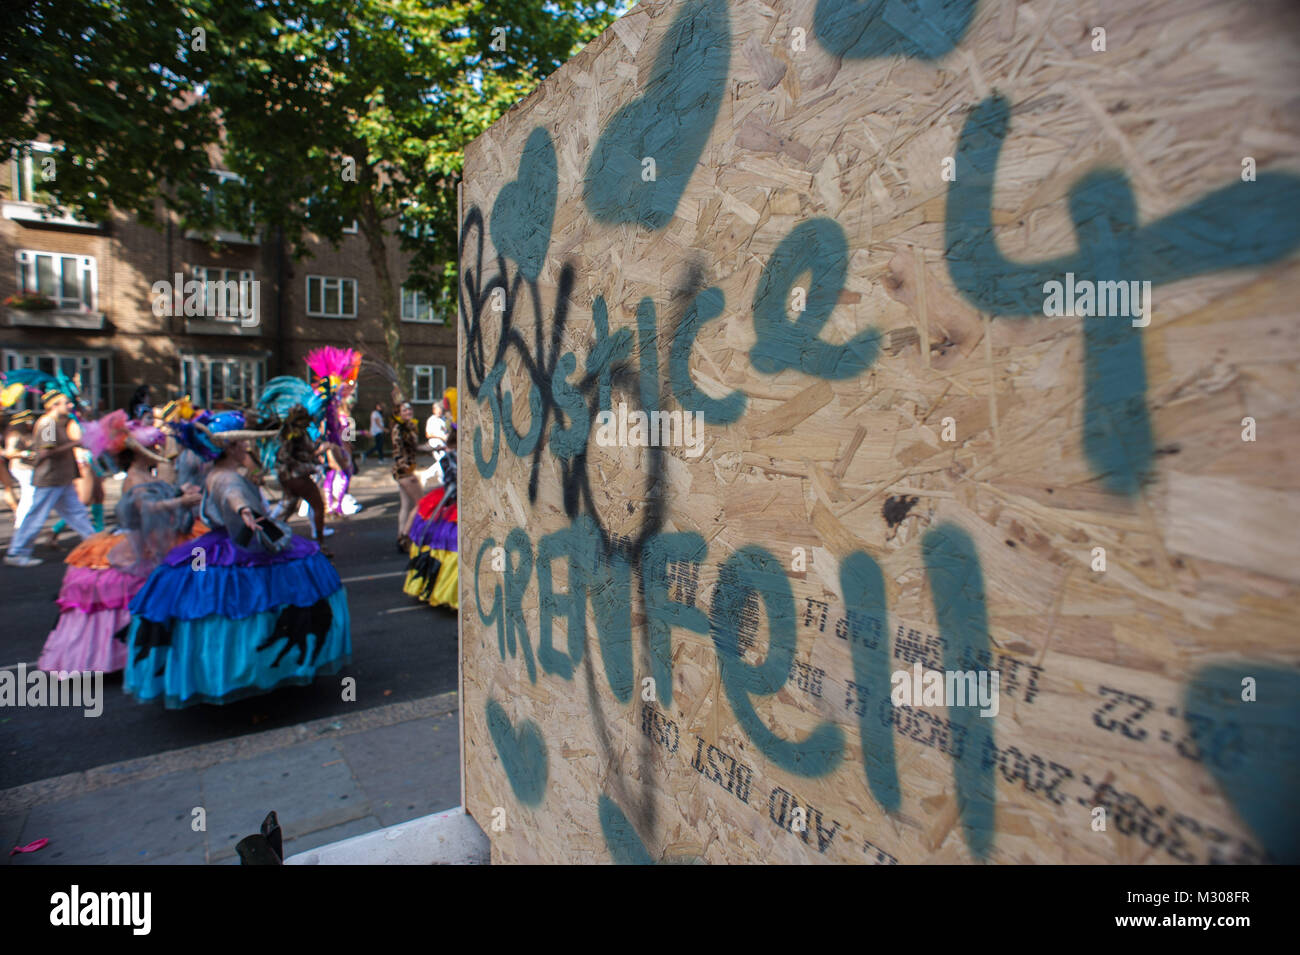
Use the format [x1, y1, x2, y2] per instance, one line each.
[258, 376, 324, 423]
[174, 409, 278, 461]
[306, 347, 360, 447]
[82, 409, 171, 465]
[254, 375, 328, 471]
[0, 368, 83, 415]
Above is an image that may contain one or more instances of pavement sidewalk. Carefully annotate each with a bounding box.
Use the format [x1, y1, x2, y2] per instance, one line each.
[1, 691, 461, 865]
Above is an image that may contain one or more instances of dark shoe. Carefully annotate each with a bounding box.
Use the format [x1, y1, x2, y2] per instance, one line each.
[236, 810, 283, 865]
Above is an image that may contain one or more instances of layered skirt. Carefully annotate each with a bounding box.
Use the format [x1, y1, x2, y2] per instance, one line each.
[123, 529, 351, 708]
[402, 487, 458, 609]
[37, 525, 207, 676]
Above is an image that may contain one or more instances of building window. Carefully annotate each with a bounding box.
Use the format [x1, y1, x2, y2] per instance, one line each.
[193, 266, 255, 320]
[180, 354, 266, 408]
[14, 250, 96, 310]
[411, 364, 446, 404]
[306, 275, 357, 318]
[203, 170, 248, 221]
[400, 285, 442, 323]
[3, 349, 111, 412]
[8, 143, 56, 205]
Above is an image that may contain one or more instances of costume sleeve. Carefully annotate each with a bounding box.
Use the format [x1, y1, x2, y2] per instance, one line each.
[114, 481, 188, 569]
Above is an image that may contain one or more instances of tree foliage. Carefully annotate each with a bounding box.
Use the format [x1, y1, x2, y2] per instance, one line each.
[0, 0, 616, 380]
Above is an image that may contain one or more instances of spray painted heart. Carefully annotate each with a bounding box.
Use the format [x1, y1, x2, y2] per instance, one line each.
[489, 126, 557, 283]
[486, 698, 548, 807]
[583, 0, 730, 230]
[1184, 663, 1299, 863]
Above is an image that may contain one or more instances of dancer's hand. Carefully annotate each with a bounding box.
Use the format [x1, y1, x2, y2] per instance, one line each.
[239, 507, 260, 532]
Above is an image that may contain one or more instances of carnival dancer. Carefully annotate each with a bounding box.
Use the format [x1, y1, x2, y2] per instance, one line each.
[402, 389, 458, 610]
[307, 347, 360, 520]
[392, 400, 423, 551]
[318, 437, 354, 516]
[37, 411, 205, 675]
[274, 404, 329, 546]
[122, 411, 351, 708]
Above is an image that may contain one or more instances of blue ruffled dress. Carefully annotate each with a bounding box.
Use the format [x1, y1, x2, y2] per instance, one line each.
[122, 468, 351, 708]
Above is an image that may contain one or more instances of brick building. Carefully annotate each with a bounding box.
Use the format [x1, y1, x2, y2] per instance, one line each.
[1, 146, 455, 425]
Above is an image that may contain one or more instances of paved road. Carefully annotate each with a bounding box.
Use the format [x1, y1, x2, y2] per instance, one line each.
[0, 467, 458, 789]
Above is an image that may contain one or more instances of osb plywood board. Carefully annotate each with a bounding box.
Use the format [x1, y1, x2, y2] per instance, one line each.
[457, 0, 1300, 864]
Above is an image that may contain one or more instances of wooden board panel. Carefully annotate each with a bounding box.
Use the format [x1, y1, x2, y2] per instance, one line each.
[458, 0, 1300, 864]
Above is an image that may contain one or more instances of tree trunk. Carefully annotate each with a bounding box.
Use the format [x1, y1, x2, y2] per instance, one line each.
[357, 186, 406, 398]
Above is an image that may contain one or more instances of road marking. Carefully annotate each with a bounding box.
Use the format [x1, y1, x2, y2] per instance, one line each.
[380, 605, 426, 615]
[341, 570, 407, 584]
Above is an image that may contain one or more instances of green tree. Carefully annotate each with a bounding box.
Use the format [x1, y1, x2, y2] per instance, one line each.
[1, 0, 616, 387]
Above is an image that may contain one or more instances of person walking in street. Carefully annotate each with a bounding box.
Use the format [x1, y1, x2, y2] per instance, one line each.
[47, 442, 105, 546]
[4, 390, 97, 567]
[425, 400, 449, 453]
[365, 402, 387, 462]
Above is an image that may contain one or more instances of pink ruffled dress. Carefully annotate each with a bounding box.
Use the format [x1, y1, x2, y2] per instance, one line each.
[38, 484, 207, 676]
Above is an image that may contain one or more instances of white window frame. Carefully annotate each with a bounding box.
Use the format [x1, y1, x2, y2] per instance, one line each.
[342, 220, 359, 234]
[400, 285, 442, 323]
[179, 353, 266, 408]
[9, 142, 56, 204]
[306, 274, 358, 319]
[192, 266, 255, 321]
[205, 169, 245, 209]
[14, 249, 97, 311]
[189, 169, 259, 243]
[411, 364, 447, 404]
[3, 349, 111, 411]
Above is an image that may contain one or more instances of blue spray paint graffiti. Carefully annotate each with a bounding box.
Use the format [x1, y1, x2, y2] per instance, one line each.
[921, 524, 995, 861]
[468, 0, 1298, 863]
[486, 698, 549, 807]
[1183, 664, 1300, 864]
[751, 218, 882, 380]
[490, 126, 557, 282]
[814, 0, 978, 60]
[598, 793, 657, 864]
[709, 546, 846, 777]
[583, 0, 731, 229]
[841, 551, 900, 813]
[946, 95, 1300, 493]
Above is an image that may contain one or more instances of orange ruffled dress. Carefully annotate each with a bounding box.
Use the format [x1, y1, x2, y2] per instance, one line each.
[37, 520, 208, 675]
